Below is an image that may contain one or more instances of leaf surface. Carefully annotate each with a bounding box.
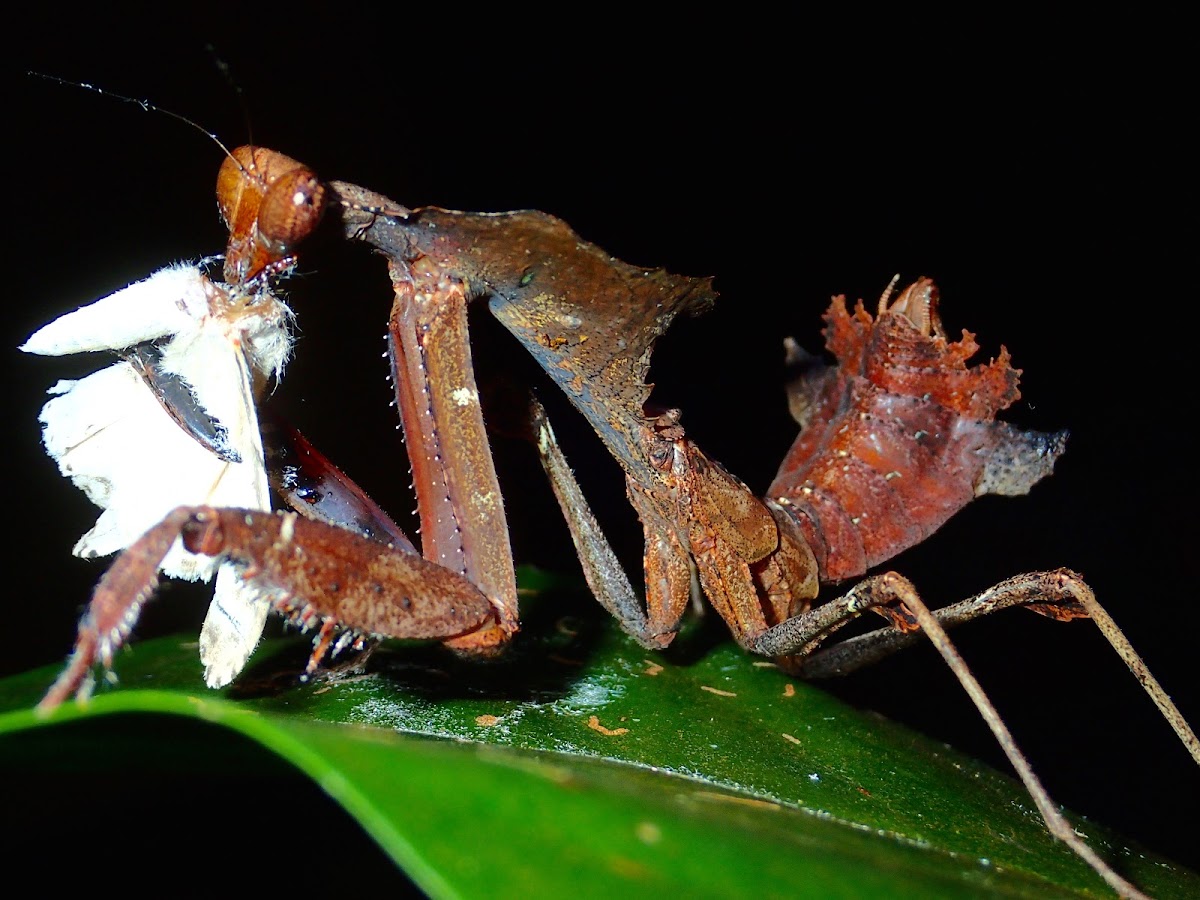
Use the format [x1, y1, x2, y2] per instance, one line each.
[1, 569, 1193, 899]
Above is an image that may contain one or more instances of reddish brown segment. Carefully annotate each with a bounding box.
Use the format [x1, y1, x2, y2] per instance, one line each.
[180, 508, 493, 638]
[630, 420, 820, 648]
[770, 279, 1066, 583]
[387, 258, 518, 652]
[38, 507, 495, 711]
[216, 146, 327, 284]
[262, 413, 416, 551]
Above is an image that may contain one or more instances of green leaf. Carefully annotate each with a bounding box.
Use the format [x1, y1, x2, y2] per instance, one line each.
[1, 568, 1194, 898]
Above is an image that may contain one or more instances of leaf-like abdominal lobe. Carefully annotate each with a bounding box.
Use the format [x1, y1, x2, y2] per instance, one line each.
[770, 278, 1067, 583]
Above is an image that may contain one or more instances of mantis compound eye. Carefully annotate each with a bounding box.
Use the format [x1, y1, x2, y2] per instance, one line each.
[216, 145, 326, 284]
[256, 167, 326, 255]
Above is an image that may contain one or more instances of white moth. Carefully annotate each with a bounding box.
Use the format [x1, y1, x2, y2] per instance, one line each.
[21, 263, 294, 687]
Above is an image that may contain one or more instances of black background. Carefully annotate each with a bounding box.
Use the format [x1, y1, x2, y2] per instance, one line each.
[6, 22, 1195, 888]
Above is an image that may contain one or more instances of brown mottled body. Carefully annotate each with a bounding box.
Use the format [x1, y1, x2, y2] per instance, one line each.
[625, 417, 821, 650]
[331, 187, 1073, 663]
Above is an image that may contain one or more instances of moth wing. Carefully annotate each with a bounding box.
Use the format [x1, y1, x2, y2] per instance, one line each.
[40, 361, 230, 580]
[20, 264, 211, 356]
[159, 314, 279, 685]
[200, 564, 271, 689]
